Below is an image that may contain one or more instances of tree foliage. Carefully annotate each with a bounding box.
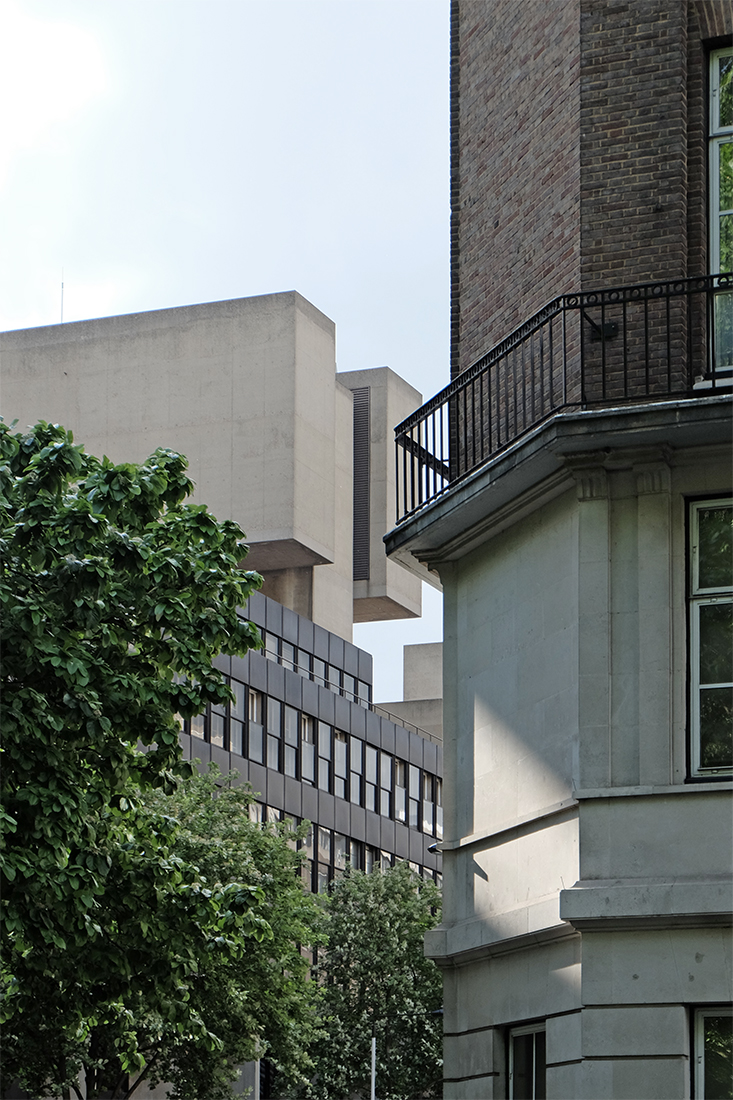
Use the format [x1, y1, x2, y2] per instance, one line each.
[295, 863, 443, 1100]
[0, 421, 305, 1099]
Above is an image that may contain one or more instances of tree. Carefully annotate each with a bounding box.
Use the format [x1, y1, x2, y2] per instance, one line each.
[140, 765, 322, 1099]
[0, 421, 279, 1098]
[295, 863, 443, 1100]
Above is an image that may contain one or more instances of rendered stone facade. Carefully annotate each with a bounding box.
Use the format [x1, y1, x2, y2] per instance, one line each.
[387, 4, 732, 1098]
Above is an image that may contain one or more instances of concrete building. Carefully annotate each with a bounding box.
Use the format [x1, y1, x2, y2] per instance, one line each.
[0, 291, 444, 1097]
[386, 5, 732, 1098]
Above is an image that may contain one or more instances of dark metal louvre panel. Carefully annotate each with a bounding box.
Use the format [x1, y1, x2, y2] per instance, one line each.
[352, 386, 370, 581]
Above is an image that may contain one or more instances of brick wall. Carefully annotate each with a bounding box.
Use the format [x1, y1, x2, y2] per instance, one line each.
[451, 0, 582, 378]
[579, 1, 689, 287]
[452, 0, 731, 380]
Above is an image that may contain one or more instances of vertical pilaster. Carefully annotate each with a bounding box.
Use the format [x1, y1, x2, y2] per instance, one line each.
[635, 454, 673, 785]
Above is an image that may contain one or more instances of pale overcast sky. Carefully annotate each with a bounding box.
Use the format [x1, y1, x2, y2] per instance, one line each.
[0, 0, 449, 701]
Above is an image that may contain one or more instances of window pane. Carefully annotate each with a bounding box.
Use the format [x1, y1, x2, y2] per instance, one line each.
[349, 839, 363, 869]
[409, 764, 421, 799]
[249, 723, 264, 763]
[395, 760, 406, 788]
[350, 773, 362, 805]
[423, 773, 434, 801]
[281, 641, 295, 670]
[395, 786, 406, 823]
[700, 602, 733, 684]
[230, 719, 243, 756]
[267, 735, 280, 771]
[335, 732, 348, 777]
[335, 775, 346, 799]
[334, 833, 347, 870]
[313, 657, 326, 686]
[317, 863, 330, 893]
[380, 752, 392, 790]
[511, 1033, 534, 1099]
[409, 798, 419, 829]
[342, 673, 356, 700]
[380, 788, 391, 818]
[319, 722, 332, 760]
[231, 681, 245, 720]
[284, 706, 299, 745]
[423, 801, 435, 835]
[267, 698, 281, 736]
[318, 826, 332, 863]
[366, 783, 376, 813]
[699, 505, 733, 589]
[714, 288, 733, 371]
[700, 687, 733, 769]
[210, 711, 225, 747]
[318, 757, 331, 792]
[366, 746, 378, 784]
[350, 737, 363, 773]
[704, 1014, 733, 1099]
[719, 53, 733, 129]
[249, 690, 262, 724]
[358, 679, 371, 704]
[190, 713, 205, 740]
[301, 741, 315, 783]
[297, 649, 310, 677]
[265, 632, 279, 661]
[285, 744, 297, 778]
[327, 665, 341, 691]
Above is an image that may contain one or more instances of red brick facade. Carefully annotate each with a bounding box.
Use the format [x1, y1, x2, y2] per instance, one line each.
[451, 0, 733, 379]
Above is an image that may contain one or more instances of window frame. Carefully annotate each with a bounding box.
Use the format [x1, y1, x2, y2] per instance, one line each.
[694, 1006, 733, 1099]
[688, 497, 733, 778]
[508, 1023, 546, 1100]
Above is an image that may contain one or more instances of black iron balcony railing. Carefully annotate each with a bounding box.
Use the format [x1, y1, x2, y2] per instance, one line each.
[395, 274, 733, 522]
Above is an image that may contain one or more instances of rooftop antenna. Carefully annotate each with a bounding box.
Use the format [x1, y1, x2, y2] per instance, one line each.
[60, 269, 64, 323]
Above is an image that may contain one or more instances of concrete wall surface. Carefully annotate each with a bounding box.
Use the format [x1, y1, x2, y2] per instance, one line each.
[403, 641, 443, 701]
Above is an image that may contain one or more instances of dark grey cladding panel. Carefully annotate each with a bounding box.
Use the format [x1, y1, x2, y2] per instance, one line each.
[267, 660, 285, 700]
[365, 811, 381, 847]
[247, 762, 267, 802]
[334, 694, 350, 732]
[265, 598, 282, 636]
[231, 651, 250, 683]
[267, 770, 284, 811]
[423, 840, 439, 871]
[380, 818, 395, 853]
[409, 731, 425, 767]
[210, 744, 230, 774]
[328, 633, 345, 669]
[228, 755, 249, 785]
[318, 791, 335, 831]
[301, 678, 320, 718]
[191, 739, 212, 767]
[248, 651, 268, 693]
[395, 724, 410, 762]
[284, 669, 303, 709]
[343, 641, 359, 678]
[298, 616, 314, 653]
[313, 624, 330, 661]
[380, 721, 396, 755]
[180, 732, 192, 759]
[409, 829, 424, 864]
[335, 797, 350, 836]
[317, 686, 335, 724]
[281, 605, 299, 644]
[366, 708, 381, 744]
[358, 647, 373, 685]
[213, 653, 231, 674]
[283, 776, 303, 818]
[423, 739, 438, 776]
[301, 783, 318, 825]
[349, 805, 366, 842]
[245, 590, 267, 628]
[349, 702, 367, 737]
[394, 822, 410, 860]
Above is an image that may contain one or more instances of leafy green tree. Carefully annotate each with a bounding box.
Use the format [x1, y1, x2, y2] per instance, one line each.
[141, 766, 323, 1099]
[296, 862, 443, 1100]
[0, 421, 278, 1098]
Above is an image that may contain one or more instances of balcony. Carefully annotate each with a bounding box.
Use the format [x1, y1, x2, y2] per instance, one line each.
[395, 274, 732, 522]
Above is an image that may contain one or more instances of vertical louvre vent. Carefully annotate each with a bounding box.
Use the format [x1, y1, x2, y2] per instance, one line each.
[352, 386, 370, 581]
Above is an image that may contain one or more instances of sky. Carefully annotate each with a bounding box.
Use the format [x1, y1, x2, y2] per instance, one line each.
[0, 0, 449, 701]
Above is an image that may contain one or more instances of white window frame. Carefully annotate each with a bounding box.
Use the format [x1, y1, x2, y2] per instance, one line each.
[710, 47, 733, 275]
[694, 1007, 733, 1099]
[689, 498, 733, 777]
[508, 1023, 546, 1100]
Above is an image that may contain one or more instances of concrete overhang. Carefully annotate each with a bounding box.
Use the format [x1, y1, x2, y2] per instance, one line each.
[384, 395, 733, 576]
